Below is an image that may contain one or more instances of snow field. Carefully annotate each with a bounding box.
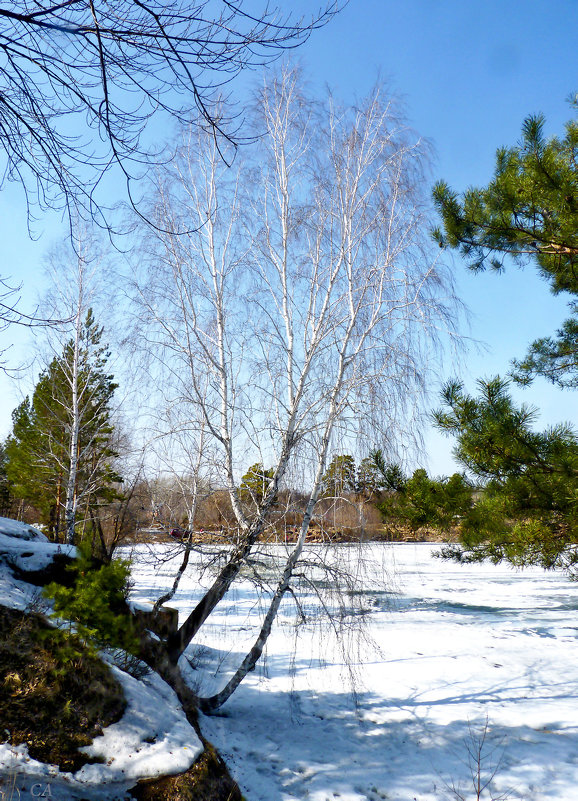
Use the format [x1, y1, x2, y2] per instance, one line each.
[128, 542, 578, 801]
[2, 524, 577, 801]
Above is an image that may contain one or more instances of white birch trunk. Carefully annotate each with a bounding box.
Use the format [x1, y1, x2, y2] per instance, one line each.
[64, 288, 83, 545]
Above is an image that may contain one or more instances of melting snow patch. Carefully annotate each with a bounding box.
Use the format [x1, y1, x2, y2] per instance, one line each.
[0, 516, 48, 541]
[0, 665, 202, 800]
[77, 665, 202, 782]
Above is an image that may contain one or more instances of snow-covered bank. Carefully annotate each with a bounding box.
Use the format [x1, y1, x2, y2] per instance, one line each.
[0, 519, 203, 801]
[128, 541, 578, 801]
[1, 665, 203, 801]
[0, 519, 76, 615]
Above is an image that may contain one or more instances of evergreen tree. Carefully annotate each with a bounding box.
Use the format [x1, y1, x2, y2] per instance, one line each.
[5, 385, 68, 535]
[434, 377, 578, 572]
[5, 311, 121, 543]
[239, 463, 275, 508]
[44, 542, 138, 655]
[433, 108, 578, 387]
[0, 440, 12, 516]
[321, 454, 357, 497]
[357, 455, 384, 496]
[433, 106, 578, 570]
[377, 465, 473, 534]
[369, 449, 407, 492]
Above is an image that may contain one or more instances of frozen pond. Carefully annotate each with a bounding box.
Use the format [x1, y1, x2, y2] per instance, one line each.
[128, 541, 578, 801]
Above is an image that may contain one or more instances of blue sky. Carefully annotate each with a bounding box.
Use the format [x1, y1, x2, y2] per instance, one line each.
[0, 0, 576, 475]
[303, 0, 578, 474]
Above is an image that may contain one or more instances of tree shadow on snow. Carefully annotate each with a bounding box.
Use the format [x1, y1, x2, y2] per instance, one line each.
[197, 675, 578, 801]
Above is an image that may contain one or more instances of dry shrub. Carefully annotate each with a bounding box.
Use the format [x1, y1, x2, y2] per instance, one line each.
[314, 495, 383, 539]
[196, 491, 235, 529]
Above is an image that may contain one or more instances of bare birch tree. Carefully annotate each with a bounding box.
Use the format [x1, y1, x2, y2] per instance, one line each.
[40, 232, 121, 545]
[131, 68, 456, 711]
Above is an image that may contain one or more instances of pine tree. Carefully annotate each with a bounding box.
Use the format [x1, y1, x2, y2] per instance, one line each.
[5, 384, 67, 536]
[376, 464, 473, 534]
[5, 311, 121, 543]
[321, 454, 357, 497]
[239, 463, 275, 508]
[0, 440, 13, 516]
[433, 108, 578, 387]
[368, 450, 406, 492]
[357, 455, 384, 496]
[432, 106, 578, 571]
[434, 377, 578, 572]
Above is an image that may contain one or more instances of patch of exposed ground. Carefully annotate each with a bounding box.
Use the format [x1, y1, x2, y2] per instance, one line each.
[0, 604, 126, 772]
[130, 742, 245, 801]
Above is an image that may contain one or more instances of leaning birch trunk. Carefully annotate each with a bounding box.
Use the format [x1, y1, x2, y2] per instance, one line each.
[199, 291, 355, 712]
[199, 400, 343, 712]
[165, 428, 296, 663]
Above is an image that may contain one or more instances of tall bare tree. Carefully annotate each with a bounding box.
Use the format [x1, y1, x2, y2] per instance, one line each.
[132, 68, 456, 711]
[38, 231, 121, 545]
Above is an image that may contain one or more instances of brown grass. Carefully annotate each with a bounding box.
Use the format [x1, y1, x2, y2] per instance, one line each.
[0, 604, 126, 772]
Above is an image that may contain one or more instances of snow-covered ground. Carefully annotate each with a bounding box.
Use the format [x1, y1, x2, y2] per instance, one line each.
[2, 524, 578, 800]
[129, 541, 578, 801]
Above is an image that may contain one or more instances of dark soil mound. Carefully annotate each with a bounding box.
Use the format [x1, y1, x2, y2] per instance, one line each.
[0, 604, 126, 771]
[131, 742, 244, 801]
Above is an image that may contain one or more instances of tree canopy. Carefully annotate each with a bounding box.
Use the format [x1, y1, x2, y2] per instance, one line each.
[321, 454, 357, 497]
[0, 439, 12, 517]
[4, 310, 121, 542]
[432, 107, 578, 572]
[374, 463, 473, 534]
[239, 463, 275, 508]
[433, 108, 578, 388]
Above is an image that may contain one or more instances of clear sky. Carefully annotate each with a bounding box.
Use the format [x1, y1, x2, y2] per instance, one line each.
[0, 0, 576, 476]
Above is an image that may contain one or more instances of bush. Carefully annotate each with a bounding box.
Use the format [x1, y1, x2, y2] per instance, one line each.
[44, 542, 139, 655]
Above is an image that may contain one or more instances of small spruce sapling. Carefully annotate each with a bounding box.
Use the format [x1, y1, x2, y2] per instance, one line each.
[44, 541, 139, 656]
